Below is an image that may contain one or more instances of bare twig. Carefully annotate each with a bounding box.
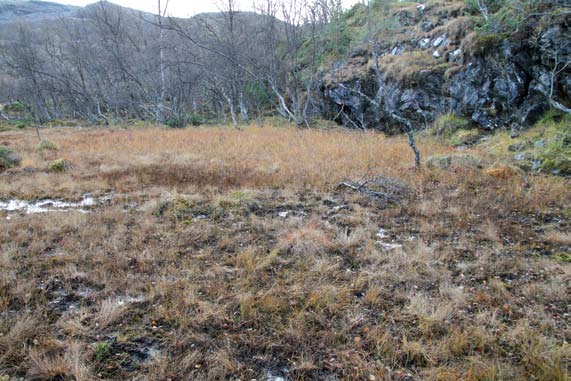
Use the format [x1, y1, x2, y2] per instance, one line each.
[337, 180, 401, 204]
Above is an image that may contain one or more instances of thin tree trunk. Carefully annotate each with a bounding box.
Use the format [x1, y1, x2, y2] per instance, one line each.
[222, 89, 239, 130]
[239, 91, 249, 121]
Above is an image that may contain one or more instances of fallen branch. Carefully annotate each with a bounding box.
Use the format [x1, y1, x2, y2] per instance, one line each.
[337, 180, 400, 204]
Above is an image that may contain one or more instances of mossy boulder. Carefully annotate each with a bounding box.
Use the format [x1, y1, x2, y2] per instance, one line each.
[0, 146, 21, 170]
[48, 158, 72, 173]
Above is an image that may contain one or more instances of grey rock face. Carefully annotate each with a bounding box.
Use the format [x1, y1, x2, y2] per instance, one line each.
[319, 15, 571, 133]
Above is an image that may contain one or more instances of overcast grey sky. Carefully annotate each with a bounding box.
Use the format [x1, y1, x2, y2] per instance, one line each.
[42, 0, 362, 17]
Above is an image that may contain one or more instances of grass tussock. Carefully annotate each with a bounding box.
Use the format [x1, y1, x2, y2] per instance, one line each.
[0, 122, 569, 380]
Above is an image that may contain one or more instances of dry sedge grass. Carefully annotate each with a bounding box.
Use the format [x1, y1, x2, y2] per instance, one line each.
[0, 124, 570, 380]
[0, 124, 452, 198]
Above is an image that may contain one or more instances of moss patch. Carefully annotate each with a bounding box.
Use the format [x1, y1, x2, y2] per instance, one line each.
[48, 158, 72, 173]
[432, 113, 471, 138]
[450, 129, 482, 146]
[478, 112, 571, 176]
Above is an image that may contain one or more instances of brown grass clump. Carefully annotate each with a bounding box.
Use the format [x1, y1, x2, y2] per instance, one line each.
[485, 164, 521, 179]
[380, 51, 447, 85]
[0, 123, 569, 380]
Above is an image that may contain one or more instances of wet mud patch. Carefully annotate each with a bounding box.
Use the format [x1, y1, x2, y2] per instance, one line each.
[36, 277, 105, 317]
[94, 336, 162, 378]
[0, 193, 114, 219]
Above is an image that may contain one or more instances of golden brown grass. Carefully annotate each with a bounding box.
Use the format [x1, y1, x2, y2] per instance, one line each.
[0, 124, 451, 198]
[0, 123, 570, 380]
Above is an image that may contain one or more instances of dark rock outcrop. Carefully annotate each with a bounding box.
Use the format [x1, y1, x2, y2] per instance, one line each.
[319, 4, 571, 132]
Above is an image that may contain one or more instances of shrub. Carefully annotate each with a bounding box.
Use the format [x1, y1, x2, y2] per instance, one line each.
[164, 115, 187, 128]
[37, 139, 58, 151]
[12, 119, 32, 129]
[188, 113, 204, 126]
[432, 113, 470, 138]
[48, 158, 71, 173]
[3, 102, 25, 113]
[0, 146, 21, 170]
[164, 113, 205, 128]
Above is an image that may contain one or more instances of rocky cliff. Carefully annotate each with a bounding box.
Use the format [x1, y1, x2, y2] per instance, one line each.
[319, 1, 571, 133]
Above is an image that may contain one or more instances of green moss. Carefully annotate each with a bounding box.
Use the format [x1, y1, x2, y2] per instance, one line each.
[48, 158, 71, 173]
[432, 113, 471, 138]
[476, 111, 570, 176]
[173, 197, 195, 221]
[209, 190, 258, 219]
[450, 129, 482, 146]
[535, 123, 571, 176]
[553, 252, 571, 263]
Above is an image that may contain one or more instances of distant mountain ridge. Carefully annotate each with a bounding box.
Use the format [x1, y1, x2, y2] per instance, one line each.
[0, 0, 79, 23]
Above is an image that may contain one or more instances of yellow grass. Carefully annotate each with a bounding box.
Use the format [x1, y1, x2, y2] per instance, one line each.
[0, 124, 453, 198]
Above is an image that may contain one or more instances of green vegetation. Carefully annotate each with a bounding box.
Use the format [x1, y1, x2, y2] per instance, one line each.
[3, 102, 25, 113]
[0, 146, 21, 169]
[450, 128, 482, 146]
[535, 116, 571, 175]
[164, 113, 205, 128]
[93, 342, 111, 362]
[37, 139, 58, 151]
[48, 158, 71, 173]
[465, 0, 565, 50]
[11, 119, 33, 129]
[477, 111, 570, 176]
[432, 113, 471, 138]
[554, 252, 571, 263]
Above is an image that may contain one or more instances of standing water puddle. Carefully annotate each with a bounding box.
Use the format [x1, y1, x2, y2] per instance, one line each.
[0, 193, 113, 219]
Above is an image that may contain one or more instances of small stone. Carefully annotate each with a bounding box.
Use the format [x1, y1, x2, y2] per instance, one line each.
[514, 153, 526, 161]
[433, 36, 445, 47]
